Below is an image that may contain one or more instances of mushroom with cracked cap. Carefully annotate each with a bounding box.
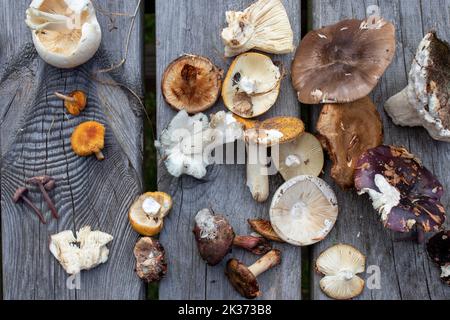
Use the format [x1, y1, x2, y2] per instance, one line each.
[71, 121, 105, 160]
[133, 237, 168, 283]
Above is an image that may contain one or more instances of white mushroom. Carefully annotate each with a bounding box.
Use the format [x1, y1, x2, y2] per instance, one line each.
[25, 0, 101, 68]
[49, 226, 113, 275]
[385, 32, 450, 142]
[221, 0, 294, 57]
[316, 244, 366, 300]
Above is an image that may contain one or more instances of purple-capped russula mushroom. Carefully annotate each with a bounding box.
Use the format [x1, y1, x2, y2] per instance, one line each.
[354, 145, 446, 242]
[427, 231, 450, 285]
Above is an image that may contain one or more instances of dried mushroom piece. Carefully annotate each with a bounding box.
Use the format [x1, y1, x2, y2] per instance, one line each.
[316, 97, 383, 189]
[133, 237, 167, 283]
[292, 18, 395, 104]
[162, 55, 223, 113]
[71, 121, 105, 160]
[385, 32, 450, 142]
[427, 231, 450, 286]
[316, 244, 366, 300]
[221, 0, 294, 57]
[355, 145, 446, 238]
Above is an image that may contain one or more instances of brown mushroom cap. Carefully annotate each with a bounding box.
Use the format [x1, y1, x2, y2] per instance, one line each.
[316, 96, 383, 189]
[70, 121, 105, 160]
[133, 237, 167, 283]
[248, 219, 284, 242]
[225, 258, 260, 299]
[162, 54, 223, 113]
[292, 19, 395, 104]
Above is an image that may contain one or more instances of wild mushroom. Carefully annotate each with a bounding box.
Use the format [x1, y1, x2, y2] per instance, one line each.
[248, 219, 284, 242]
[27, 175, 58, 219]
[316, 244, 366, 300]
[55, 91, 87, 116]
[13, 187, 46, 224]
[225, 249, 281, 299]
[155, 110, 243, 179]
[161, 55, 223, 113]
[427, 231, 450, 286]
[273, 132, 324, 181]
[71, 121, 105, 160]
[269, 175, 338, 246]
[128, 192, 172, 236]
[222, 52, 281, 118]
[49, 226, 113, 275]
[385, 32, 450, 142]
[354, 145, 446, 241]
[25, 0, 101, 68]
[193, 208, 272, 266]
[221, 0, 294, 57]
[133, 237, 167, 283]
[291, 18, 395, 104]
[316, 97, 384, 189]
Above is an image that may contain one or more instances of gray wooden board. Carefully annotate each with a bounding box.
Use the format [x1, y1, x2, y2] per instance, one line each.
[0, 0, 145, 299]
[310, 0, 450, 300]
[156, 0, 303, 300]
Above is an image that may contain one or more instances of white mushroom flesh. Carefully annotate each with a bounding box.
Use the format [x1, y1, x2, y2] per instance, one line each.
[441, 264, 450, 278]
[142, 197, 161, 216]
[194, 209, 218, 240]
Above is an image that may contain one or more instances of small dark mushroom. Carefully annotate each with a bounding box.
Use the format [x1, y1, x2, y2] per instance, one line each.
[13, 187, 46, 224]
[248, 219, 284, 242]
[427, 231, 450, 286]
[133, 237, 167, 283]
[27, 175, 59, 219]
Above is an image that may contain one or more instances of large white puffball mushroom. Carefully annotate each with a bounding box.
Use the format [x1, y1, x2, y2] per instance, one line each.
[25, 0, 102, 68]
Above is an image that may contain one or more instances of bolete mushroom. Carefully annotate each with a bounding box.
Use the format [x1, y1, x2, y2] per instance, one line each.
[13, 187, 46, 224]
[269, 175, 338, 246]
[161, 55, 223, 113]
[71, 121, 105, 160]
[316, 244, 366, 300]
[133, 237, 167, 283]
[354, 145, 446, 241]
[128, 192, 172, 236]
[193, 208, 272, 266]
[427, 231, 450, 286]
[55, 91, 87, 116]
[316, 96, 384, 189]
[248, 219, 284, 242]
[222, 52, 281, 118]
[225, 249, 281, 299]
[25, 0, 101, 68]
[385, 32, 450, 142]
[291, 18, 395, 104]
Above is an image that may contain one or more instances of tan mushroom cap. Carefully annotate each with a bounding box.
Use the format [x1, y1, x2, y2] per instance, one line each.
[270, 175, 338, 246]
[162, 55, 223, 113]
[316, 244, 366, 300]
[70, 121, 105, 160]
[316, 96, 383, 189]
[292, 18, 395, 104]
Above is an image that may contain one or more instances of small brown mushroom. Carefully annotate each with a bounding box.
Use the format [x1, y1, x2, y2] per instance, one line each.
[133, 237, 167, 283]
[71, 121, 105, 160]
[316, 96, 383, 189]
[27, 175, 58, 219]
[13, 187, 46, 224]
[225, 249, 282, 299]
[55, 90, 87, 116]
[248, 219, 284, 242]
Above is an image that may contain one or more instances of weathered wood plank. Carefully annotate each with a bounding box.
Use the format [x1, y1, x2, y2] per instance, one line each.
[156, 0, 303, 300]
[310, 0, 450, 300]
[0, 0, 145, 299]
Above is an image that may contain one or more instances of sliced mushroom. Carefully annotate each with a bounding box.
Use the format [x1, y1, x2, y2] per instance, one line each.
[161, 55, 223, 113]
[316, 244, 366, 300]
[71, 121, 105, 160]
[292, 18, 395, 104]
[427, 231, 450, 286]
[316, 97, 383, 189]
[270, 175, 338, 246]
[133, 237, 167, 283]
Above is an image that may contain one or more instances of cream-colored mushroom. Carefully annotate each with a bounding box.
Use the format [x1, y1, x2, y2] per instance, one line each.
[25, 0, 101, 68]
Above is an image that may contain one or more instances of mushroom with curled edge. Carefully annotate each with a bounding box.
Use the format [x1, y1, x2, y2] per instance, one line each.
[13, 187, 46, 224]
[316, 96, 384, 189]
[427, 231, 450, 286]
[161, 55, 223, 113]
[316, 244, 366, 300]
[71, 121, 105, 160]
[269, 175, 338, 246]
[225, 249, 281, 299]
[193, 208, 272, 266]
[133, 237, 168, 283]
[54, 91, 87, 116]
[248, 219, 284, 242]
[385, 32, 450, 142]
[354, 145, 446, 243]
[291, 18, 395, 104]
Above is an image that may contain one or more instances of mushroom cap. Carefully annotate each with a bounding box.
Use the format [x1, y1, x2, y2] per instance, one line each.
[27, 175, 52, 185]
[244, 116, 305, 146]
[128, 192, 173, 236]
[225, 258, 260, 299]
[193, 208, 235, 266]
[161, 55, 223, 113]
[248, 219, 284, 242]
[270, 175, 338, 246]
[70, 121, 105, 157]
[317, 97, 384, 189]
[63, 90, 87, 116]
[427, 231, 450, 285]
[316, 244, 366, 300]
[222, 52, 281, 118]
[355, 145, 446, 233]
[13, 187, 28, 202]
[133, 237, 167, 283]
[292, 18, 395, 104]
[274, 132, 324, 180]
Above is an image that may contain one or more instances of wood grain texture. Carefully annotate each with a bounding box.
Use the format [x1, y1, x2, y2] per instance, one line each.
[0, 0, 145, 299]
[310, 0, 450, 300]
[156, 0, 303, 300]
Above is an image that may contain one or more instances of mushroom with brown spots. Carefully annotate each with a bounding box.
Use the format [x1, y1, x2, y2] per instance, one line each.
[427, 231, 450, 286]
[55, 91, 87, 116]
[133, 237, 168, 283]
[71, 121, 105, 160]
[13, 187, 46, 224]
[27, 175, 58, 219]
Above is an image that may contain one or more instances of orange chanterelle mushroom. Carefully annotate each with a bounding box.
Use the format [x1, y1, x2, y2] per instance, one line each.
[71, 121, 105, 160]
[55, 90, 87, 116]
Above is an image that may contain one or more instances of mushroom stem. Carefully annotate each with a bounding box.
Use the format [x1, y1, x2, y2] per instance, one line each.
[17, 194, 46, 224]
[37, 183, 59, 219]
[233, 235, 272, 255]
[246, 143, 269, 202]
[95, 151, 105, 161]
[384, 88, 423, 127]
[248, 249, 281, 277]
[54, 92, 77, 103]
